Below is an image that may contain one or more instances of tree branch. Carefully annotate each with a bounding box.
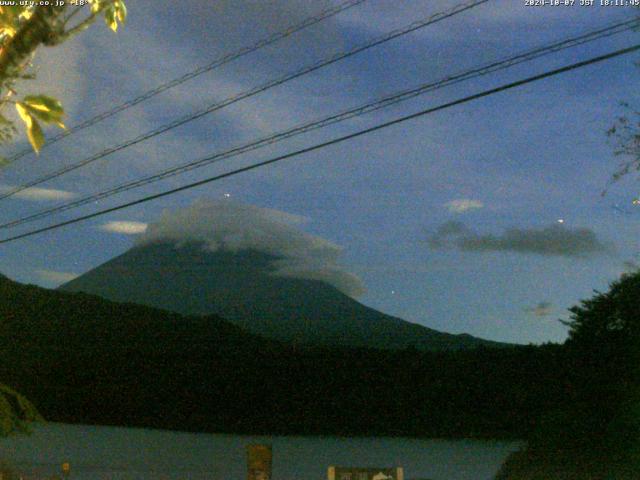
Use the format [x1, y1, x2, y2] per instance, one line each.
[0, 6, 64, 85]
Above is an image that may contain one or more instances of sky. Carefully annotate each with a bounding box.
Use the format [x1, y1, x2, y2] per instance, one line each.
[1, 0, 640, 344]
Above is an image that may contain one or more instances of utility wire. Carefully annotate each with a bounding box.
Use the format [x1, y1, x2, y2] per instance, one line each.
[2, 17, 638, 230]
[2, 0, 369, 165]
[1, 43, 637, 246]
[0, 0, 489, 202]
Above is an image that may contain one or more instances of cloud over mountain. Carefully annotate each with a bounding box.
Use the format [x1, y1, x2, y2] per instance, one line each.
[429, 221, 608, 257]
[137, 199, 364, 297]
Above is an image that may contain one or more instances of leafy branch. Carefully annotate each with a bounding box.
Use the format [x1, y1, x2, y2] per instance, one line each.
[0, 383, 43, 436]
[0, 1, 126, 155]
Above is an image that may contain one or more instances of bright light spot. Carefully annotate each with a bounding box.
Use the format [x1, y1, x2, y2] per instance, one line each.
[633, 198, 640, 206]
[557, 219, 564, 224]
[391, 290, 396, 294]
[98, 221, 148, 235]
[224, 193, 231, 198]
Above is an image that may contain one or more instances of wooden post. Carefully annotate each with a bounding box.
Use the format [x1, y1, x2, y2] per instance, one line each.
[247, 444, 272, 480]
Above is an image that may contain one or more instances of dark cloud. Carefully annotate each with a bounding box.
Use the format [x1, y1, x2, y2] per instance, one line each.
[429, 222, 608, 257]
[524, 301, 553, 318]
[427, 221, 471, 249]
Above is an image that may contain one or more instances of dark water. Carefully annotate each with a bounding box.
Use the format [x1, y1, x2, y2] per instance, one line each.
[0, 423, 521, 480]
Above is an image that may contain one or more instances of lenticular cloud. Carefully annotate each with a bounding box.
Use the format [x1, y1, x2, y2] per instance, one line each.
[138, 198, 365, 297]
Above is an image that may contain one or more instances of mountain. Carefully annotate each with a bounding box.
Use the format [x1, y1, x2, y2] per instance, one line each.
[60, 241, 505, 350]
[0, 272, 564, 438]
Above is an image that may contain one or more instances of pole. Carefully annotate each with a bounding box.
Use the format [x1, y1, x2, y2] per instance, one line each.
[247, 444, 272, 480]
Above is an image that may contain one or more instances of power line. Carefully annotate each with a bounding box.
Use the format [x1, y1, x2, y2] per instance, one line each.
[2, 17, 638, 230]
[1, 43, 637, 246]
[0, 0, 489, 202]
[1, 0, 369, 165]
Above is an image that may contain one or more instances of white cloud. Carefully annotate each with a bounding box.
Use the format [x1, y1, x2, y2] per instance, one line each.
[445, 198, 484, 213]
[99, 221, 148, 235]
[35, 269, 79, 286]
[0, 184, 76, 201]
[138, 198, 365, 297]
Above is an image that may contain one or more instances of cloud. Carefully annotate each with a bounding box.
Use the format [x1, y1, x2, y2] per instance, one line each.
[35, 269, 79, 286]
[0, 184, 76, 202]
[445, 199, 483, 213]
[99, 221, 148, 235]
[138, 198, 364, 297]
[524, 301, 553, 318]
[429, 221, 608, 257]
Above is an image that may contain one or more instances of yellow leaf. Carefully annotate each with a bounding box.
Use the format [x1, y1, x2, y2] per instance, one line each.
[15, 102, 32, 126]
[23, 101, 49, 113]
[19, 8, 33, 20]
[16, 103, 45, 154]
[88, 0, 102, 14]
[115, 1, 127, 23]
[26, 118, 44, 154]
[0, 26, 16, 38]
[105, 7, 118, 32]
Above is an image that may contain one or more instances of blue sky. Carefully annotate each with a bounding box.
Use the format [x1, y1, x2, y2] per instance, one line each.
[1, 0, 639, 344]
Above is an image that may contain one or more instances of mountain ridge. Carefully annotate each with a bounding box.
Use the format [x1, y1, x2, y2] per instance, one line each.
[60, 240, 507, 351]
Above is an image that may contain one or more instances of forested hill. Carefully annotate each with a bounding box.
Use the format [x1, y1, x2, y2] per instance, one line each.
[0, 273, 570, 438]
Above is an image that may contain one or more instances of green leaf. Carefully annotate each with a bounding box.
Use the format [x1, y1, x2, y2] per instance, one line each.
[21, 95, 66, 129]
[16, 102, 45, 154]
[23, 95, 62, 113]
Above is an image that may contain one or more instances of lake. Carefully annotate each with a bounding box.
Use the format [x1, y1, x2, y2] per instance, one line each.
[0, 423, 521, 480]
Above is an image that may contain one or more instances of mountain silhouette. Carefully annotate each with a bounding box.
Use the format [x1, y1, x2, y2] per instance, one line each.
[61, 241, 505, 350]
